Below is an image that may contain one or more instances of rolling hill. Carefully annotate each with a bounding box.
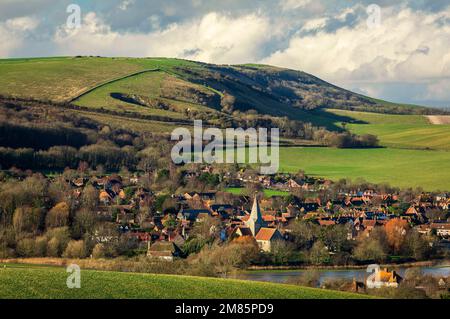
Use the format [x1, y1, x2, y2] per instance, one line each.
[1, 56, 450, 190]
[0, 264, 368, 299]
[0, 57, 443, 127]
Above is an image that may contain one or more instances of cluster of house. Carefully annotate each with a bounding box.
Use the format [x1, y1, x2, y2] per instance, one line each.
[338, 267, 404, 292]
[365, 268, 403, 289]
[362, 267, 449, 290]
[66, 173, 450, 263]
[228, 170, 330, 191]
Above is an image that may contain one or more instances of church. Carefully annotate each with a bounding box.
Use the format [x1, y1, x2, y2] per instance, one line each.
[245, 196, 283, 252]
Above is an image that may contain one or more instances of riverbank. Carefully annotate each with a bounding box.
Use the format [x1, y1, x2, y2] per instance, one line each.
[237, 263, 450, 287]
[2, 257, 449, 274]
[245, 260, 450, 272]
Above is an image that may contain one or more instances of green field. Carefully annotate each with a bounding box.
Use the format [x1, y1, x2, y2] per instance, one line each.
[326, 109, 450, 151]
[74, 70, 184, 119]
[1, 57, 450, 191]
[0, 264, 366, 299]
[0, 57, 198, 102]
[216, 145, 450, 191]
[279, 147, 450, 191]
[73, 69, 217, 119]
[226, 187, 291, 197]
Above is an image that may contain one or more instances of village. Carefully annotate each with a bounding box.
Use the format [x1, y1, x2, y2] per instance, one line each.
[1, 163, 450, 295]
[66, 165, 450, 262]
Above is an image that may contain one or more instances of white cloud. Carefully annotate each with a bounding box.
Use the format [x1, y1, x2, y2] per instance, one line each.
[0, 16, 39, 57]
[336, 7, 357, 21]
[118, 0, 134, 11]
[262, 7, 450, 85]
[280, 0, 312, 11]
[2, 2, 450, 105]
[53, 12, 272, 64]
[148, 15, 160, 30]
[300, 17, 328, 32]
[5, 16, 39, 31]
[0, 26, 21, 57]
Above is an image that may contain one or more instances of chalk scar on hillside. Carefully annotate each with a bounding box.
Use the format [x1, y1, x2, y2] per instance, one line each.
[426, 115, 450, 125]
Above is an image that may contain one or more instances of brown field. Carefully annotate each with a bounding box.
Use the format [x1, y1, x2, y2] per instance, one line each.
[427, 115, 450, 125]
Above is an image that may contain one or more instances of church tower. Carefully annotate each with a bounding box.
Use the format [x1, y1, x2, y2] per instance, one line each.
[246, 196, 264, 236]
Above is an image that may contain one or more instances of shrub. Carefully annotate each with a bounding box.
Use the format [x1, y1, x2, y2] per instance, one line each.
[13, 206, 42, 233]
[73, 209, 96, 238]
[353, 237, 387, 262]
[92, 243, 106, 259]
[287, 269, 321, 288]
[16, 238, 36, 257]
[63, 240, 87, 258]
[269, 240, 297, 265]
[34, 236, 47, 257]
[46, 202, 70, 228]
[46, 237, 60, 257]
[188, 240, 260, 277]
[46, 227, 71, 257]
[308, 241, 330, 265]
[0, 242, 14, 258]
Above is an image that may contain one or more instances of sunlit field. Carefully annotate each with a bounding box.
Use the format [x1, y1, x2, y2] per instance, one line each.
[0, 264, 368, 299]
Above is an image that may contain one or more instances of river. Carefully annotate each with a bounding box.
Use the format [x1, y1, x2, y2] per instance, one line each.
[237, 265, 450, 285]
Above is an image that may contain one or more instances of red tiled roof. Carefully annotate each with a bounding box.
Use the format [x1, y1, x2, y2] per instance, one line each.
[318, 219, 335, 226]
[263, 215, 276, 222]
[255, 228, 278, 241]
[431, 223, 450, 230]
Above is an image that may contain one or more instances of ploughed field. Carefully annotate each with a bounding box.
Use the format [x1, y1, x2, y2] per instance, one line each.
[0, 264, 368, 299]
[427, 115, 450, 125]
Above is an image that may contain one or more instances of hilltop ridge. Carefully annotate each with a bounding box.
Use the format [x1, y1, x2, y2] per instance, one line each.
[0, 56, 444, 122]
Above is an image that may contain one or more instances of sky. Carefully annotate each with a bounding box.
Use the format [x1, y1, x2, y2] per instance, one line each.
[0, 0, 449, 108]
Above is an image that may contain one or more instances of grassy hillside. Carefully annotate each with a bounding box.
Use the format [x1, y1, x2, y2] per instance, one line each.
[73, 69, 220, 120]
[0, 56, 438, 122]
[325, 109, 428, 125]
[326, 109, 450, 151]
[0, 264, 367, 299]
[0, 57, 141, 102]
[0, 57, 197, 102]
[279, 147, 450, 191]
[1, 56, 449, 191]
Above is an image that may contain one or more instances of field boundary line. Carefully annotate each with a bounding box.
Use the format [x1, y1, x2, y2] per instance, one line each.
[68, 68, 161, 103]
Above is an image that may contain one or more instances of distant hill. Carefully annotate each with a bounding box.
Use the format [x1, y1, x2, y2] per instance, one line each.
[183, 63, 440, 115]
[0, 57, 445, 131]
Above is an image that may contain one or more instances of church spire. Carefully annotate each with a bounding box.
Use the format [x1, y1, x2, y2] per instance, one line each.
[247, 195, 264, 236]
[250, 196, 263, 222]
